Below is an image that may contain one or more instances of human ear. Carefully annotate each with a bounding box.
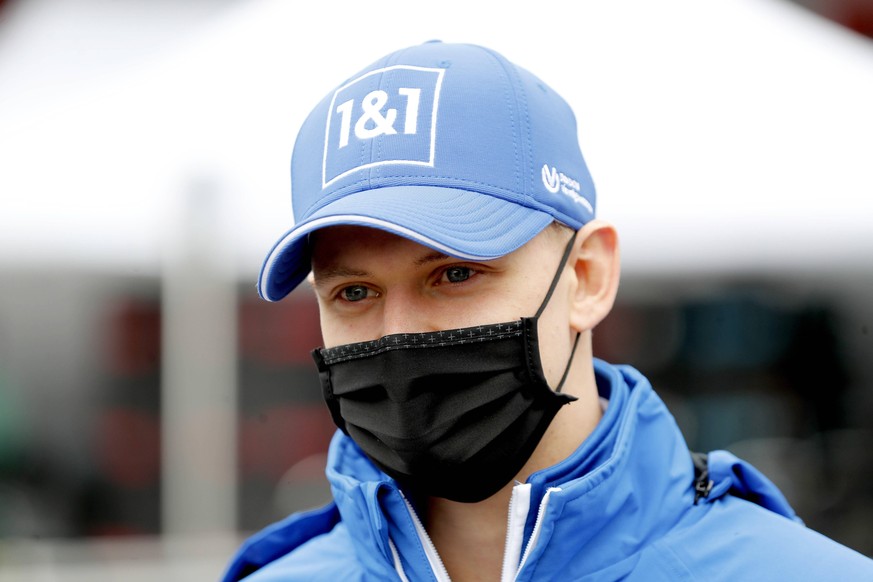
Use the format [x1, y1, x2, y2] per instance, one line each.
[567, 220, 621, 333]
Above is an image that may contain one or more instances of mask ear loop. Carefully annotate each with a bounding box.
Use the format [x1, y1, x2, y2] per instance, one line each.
[534, 230, 578, 319]
[555, 334, 581, 394]
[532, 230, 581, 394]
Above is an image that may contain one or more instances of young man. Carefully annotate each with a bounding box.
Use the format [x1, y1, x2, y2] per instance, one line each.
[224, 42, 873, 580]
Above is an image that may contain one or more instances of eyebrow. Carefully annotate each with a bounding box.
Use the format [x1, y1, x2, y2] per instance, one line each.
[413, 250, 451, 267]
[312, 250, 453, 286]
[311, 265, 369, 286]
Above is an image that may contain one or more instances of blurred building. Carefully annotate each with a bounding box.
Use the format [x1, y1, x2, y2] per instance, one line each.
[796, 0, 873, 38]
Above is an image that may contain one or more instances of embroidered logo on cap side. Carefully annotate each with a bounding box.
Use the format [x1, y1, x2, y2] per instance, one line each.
[322, 65, 445, 189]
[542, 163, 593, 213]
[541, 164, 560, 193]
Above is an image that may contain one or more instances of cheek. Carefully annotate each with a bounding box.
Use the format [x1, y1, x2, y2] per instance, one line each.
[534, 287, 575, 386]
[441, 303, 517, 329]
[316, 305, 367, 348]
[316, 310, 336, 348]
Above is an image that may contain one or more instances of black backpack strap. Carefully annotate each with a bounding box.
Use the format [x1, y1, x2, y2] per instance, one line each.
[690, 451, 713, 505]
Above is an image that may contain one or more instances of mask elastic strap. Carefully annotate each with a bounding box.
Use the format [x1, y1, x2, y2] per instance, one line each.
[534, 230, 578, 319]
[530, 229, 580, 394]
[555, 332, 581, 394]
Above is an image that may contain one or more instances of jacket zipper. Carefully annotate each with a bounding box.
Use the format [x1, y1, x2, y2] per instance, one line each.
[398, 485, 559, 582]
[400, 493, 453, 582]
[388, 538, 412, 582]
[514, 487, 560, 579]
[500, 483, 531, 582]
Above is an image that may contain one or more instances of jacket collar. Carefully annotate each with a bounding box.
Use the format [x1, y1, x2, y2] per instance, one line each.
[508, 360, 702, 576]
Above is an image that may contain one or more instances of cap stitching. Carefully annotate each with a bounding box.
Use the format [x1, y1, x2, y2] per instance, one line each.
[324, 175, 526, 196]
[515, 66, 534, 204]
[304, 178, 586, 226]
[368, 48, 407, 189]
[478, 47, 521, 198]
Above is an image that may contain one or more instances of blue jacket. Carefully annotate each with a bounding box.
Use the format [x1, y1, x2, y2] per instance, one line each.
[223, 360, 873, 580]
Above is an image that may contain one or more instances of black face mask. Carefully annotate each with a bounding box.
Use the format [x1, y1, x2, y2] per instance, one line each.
[311, 232, 580, 503]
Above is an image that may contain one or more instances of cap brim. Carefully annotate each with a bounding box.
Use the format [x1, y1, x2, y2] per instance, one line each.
[258, 185, 554, 301]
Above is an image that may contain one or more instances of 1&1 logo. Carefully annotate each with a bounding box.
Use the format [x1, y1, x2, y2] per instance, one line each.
[322, 65, 445, 188]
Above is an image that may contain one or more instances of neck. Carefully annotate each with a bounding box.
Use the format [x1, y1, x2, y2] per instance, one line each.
[423, 344, 602, 581]
[424, 484, 514, 582]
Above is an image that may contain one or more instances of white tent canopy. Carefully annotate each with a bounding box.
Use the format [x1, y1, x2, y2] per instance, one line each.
[1, 0, 871, 277]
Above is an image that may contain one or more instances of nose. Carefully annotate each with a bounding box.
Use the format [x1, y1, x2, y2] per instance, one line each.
[380, 289, 433, 336]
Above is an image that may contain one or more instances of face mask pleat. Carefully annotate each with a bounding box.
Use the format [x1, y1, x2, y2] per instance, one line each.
[381, 391, 566, 503]
[350, 389, 530, 469]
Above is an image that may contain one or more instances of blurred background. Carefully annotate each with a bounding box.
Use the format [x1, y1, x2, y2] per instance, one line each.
[0, 0, 872, 579]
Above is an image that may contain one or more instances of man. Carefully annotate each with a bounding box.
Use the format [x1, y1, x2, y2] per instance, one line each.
[224, 41, 873, 580]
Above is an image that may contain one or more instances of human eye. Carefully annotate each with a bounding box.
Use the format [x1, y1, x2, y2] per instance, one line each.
[439, 266, 474, 284]
[339, 284, 373, 302]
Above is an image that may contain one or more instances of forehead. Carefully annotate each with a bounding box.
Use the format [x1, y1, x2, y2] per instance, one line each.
[311, 225, 445, 259]
[309, 224, 566, 279]
[312, 224, 422, 247]
[309, 226, 457, 278]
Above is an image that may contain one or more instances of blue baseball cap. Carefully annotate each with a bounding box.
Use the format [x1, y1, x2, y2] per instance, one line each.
[259, 41, 596, 301]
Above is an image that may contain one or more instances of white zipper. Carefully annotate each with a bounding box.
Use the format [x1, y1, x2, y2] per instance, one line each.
[514, 487, 561, 579]
[388, 538, 412, 582]
[398, 485, 558, 582]
[401, 493, 453, 582]
[500, 483, 532, 582]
